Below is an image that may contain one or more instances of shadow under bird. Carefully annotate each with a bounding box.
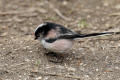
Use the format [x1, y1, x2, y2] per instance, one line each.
[34, 22, 120, 53]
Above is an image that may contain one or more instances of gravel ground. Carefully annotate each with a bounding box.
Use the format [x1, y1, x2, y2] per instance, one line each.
[0, 0, 120, 80]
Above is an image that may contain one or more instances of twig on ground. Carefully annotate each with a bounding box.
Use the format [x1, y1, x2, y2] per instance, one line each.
[0, 8, 36, 16]
[45, 1, 71, 21]
[8, 62, 28, 70]
[0, 11, 30, 16]
[31, 71, 81, 79]
[109, 12, 120, 16]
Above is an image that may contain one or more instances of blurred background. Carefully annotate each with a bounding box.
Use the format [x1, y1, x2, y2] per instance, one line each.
[0, 0, 120, 80]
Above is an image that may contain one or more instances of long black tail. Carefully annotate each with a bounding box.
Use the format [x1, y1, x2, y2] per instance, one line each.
[59, 32, 120, 39]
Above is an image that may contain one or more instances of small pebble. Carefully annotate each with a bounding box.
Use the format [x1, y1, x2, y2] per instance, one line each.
[68, 67, 76, 72]
[96, 68, 99, 71]
[29, 51, 33, 53]
[115, 5, 120, 9]
[3, 48, 5, 50]
[35, 76, 42, 80]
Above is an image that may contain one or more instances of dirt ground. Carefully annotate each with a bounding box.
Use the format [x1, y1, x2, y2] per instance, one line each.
[0, 0, 120, 80]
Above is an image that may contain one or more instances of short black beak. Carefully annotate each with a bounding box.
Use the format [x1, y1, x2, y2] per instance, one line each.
[34, 37, 38, 40]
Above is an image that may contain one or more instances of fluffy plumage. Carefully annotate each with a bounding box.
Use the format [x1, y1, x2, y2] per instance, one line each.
[34, 22, 120, 53]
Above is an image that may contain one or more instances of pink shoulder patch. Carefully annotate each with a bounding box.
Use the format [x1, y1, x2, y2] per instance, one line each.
[45, 29, 58, 38]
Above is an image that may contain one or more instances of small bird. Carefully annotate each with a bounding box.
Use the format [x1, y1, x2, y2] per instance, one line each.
[34, 22, 120, 53]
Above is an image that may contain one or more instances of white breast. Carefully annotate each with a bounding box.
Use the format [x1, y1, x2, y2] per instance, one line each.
[41, 39, 73, 53]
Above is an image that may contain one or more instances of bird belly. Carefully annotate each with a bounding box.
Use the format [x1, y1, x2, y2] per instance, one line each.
[41, 39, 73, 53]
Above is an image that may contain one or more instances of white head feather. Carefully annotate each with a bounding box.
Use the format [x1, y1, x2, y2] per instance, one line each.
[34, 23, 47, 33]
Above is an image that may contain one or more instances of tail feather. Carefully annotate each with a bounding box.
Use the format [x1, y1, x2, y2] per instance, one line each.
[59, 32, 120, 39]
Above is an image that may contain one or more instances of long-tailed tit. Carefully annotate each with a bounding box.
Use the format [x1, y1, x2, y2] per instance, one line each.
[34, 22, 120, 53]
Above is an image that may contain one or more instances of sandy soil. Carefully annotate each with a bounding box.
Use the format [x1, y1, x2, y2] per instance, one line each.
[0, 0, 120, 80]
